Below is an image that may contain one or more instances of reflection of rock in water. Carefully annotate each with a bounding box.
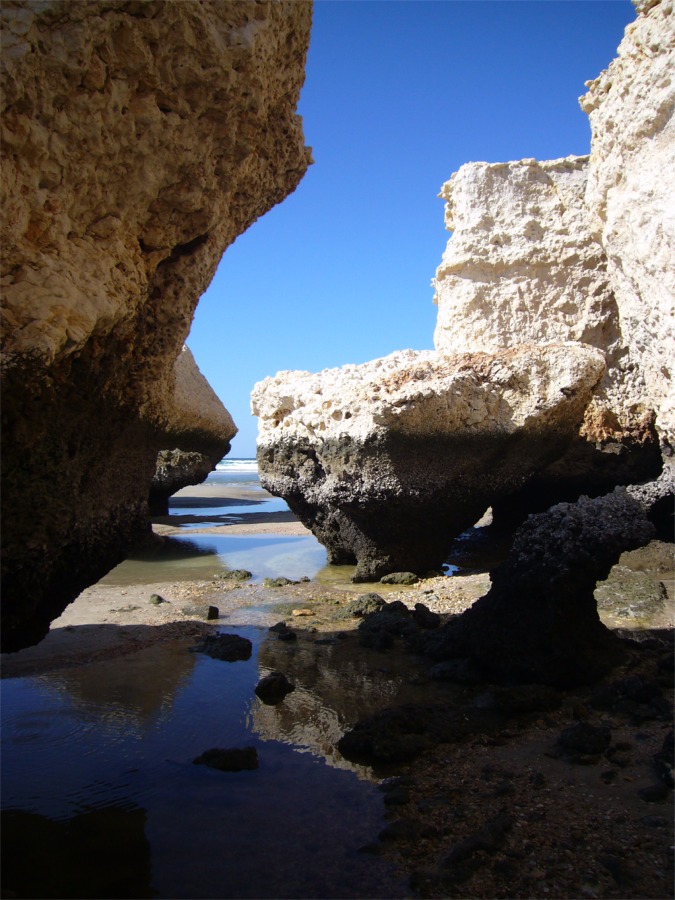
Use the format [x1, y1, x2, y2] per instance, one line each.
[1, 806, 152, 899]
[252, 632, 454, 778]
[34, 639, 197, 724]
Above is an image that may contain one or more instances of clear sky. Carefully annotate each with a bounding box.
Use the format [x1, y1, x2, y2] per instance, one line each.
[187, 0, 636, 458]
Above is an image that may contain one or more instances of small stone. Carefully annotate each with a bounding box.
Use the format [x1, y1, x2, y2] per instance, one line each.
[638, 783, 669, 803]
[217, 569, 252, 581]
[255, 671, 295, 705]
[291, 608, 313, 617]
[382, 786, 411, 806]
[412, 603, 441, 629]
[642, 814, 668, 828]
[193, 746, 258, 771]
[380, 572, 419, 585]
[558, 722, 612, 758]
[182, 604, 219, 621]
[338, 593, 386, 619]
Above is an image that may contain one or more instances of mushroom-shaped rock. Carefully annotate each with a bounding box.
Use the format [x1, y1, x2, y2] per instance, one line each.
[252, 343, 605, 580]
[421, 490, 655, 687]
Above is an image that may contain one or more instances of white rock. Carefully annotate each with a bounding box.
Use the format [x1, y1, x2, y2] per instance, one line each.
[581, 0, 675, 445]
[431, 156, 649, 440]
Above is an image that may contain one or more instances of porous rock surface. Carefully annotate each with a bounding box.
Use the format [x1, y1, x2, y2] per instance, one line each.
[581, 0, 675, 447]
[149, 347, 236, 515]
[421, 491, 655, 687]
[1, 0, 311, 650]
[253, 343, 605, 580]
[432, 155, 661, 511]
[432, 156, 642, 432]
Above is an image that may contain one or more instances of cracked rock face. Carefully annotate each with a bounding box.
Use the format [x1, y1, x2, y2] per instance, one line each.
[1, 0, 311, 650]
[581, 0, 675, 448]
[432, 154, 662, 509]
[253, 344, 605, 580]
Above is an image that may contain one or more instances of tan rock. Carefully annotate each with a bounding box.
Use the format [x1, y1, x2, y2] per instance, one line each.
[149, 346, 237, 514]
[432, 155, 650, 444]
[1, 0, 312, 651]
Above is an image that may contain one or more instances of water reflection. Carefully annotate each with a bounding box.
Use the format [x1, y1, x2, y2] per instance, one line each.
[101, 533, 328, 586]
[253, 630, 456, 777]
[1, 627, 410, 899]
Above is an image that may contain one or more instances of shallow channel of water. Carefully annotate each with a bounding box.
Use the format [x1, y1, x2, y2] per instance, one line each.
[1, 462, 459, 898]
[2, 623, 433, 898]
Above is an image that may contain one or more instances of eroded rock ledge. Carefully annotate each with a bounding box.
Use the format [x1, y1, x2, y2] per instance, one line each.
[253, 343, 605, 580]
[1, 0, 312, 650]
[149, 347, 236, 515]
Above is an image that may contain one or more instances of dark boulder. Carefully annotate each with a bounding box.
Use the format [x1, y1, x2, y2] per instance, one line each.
[254, 671, 295, 705]
[194, 633, 252, 662]
[420, 490, 654, 686]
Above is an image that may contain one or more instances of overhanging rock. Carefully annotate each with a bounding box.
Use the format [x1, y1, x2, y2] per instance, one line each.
[1, 0, 312, 651]
[252, 343, 605, 581]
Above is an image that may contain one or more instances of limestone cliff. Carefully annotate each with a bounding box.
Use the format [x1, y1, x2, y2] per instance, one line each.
[581, 0, 675, 449]
[149, 347, 237, 515]
[1, 0, 312, 651]
[432, 154, 662, 513]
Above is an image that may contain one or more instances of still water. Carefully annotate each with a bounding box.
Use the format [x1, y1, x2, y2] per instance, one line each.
[2, 625, 423, 898]
[2, 462, 425, 898]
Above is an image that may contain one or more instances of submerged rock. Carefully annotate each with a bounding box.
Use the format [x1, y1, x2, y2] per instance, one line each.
[253, 343, 605, 581]
[193, 747, 259, 772]
[195, 633, 252, 662]
[255, 671, 295, 705]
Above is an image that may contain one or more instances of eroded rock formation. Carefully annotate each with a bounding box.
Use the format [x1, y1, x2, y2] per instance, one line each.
[149, 347, 236, 515]
[422, 491, 655, 687]
[1, 0, 312, 650]
[253, 344, 605, 580]
[253, 0, 672, 589]
[433, 155, 662, 518]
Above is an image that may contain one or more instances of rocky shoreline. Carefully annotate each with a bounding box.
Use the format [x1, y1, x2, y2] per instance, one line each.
[3, 480, 672, 900]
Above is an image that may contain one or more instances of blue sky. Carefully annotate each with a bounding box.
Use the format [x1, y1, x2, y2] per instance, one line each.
[187, 0, 635, 458]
